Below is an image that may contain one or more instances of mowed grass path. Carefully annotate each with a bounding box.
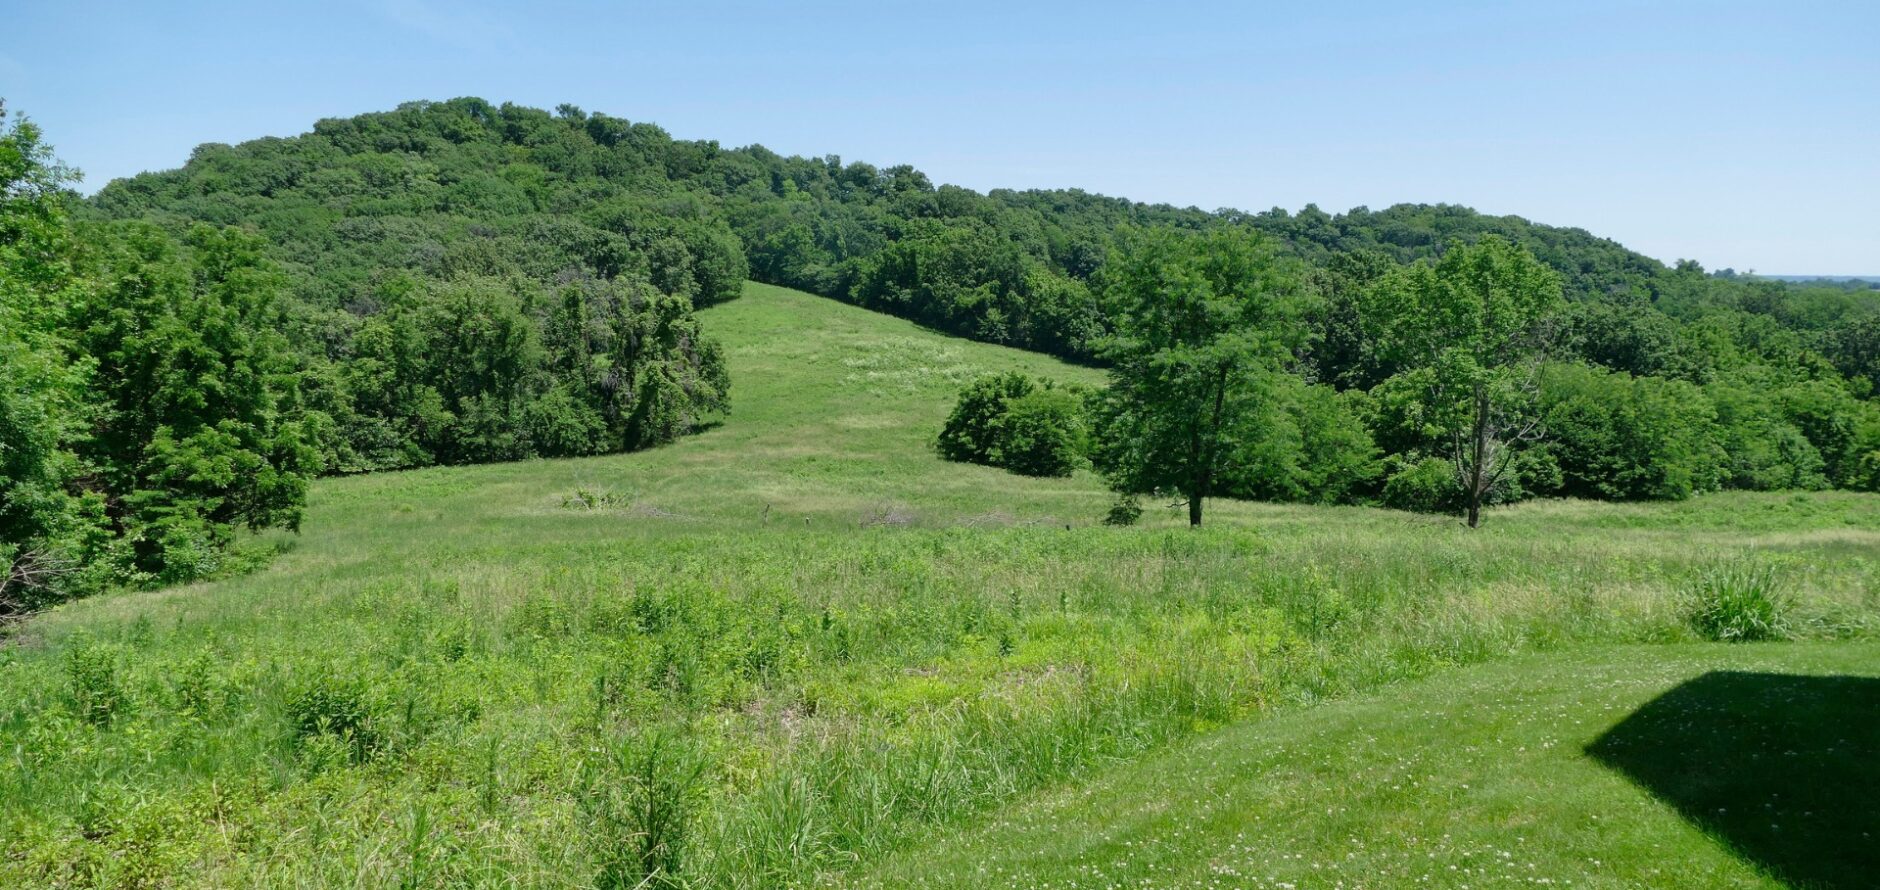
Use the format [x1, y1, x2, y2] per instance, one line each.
[2, 283, 1876, 888]
[850, 642, 1880, 890]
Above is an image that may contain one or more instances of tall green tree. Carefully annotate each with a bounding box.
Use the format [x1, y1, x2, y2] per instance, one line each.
[75, 223, 316, 581]
[1372, 237, 1564, 526]
[0, 104, 92, 608]
[1091, 226, 1311, 526]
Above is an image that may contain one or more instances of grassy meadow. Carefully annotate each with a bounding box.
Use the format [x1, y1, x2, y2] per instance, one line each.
[2, 283, 1876, 888]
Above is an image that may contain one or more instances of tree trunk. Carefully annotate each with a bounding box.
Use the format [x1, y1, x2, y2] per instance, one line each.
[1466, 384, 1489, 529]
[1188, 366, 1228, 529]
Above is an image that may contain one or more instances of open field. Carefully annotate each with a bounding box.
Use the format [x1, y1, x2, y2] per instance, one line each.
[3, 283, 1876, 888]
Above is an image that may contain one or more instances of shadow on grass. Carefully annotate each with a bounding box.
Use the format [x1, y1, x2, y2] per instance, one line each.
[1587, 671, 1880, 889]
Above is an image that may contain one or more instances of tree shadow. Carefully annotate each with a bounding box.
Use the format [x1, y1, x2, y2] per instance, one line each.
[1586, 671, 1880, 889]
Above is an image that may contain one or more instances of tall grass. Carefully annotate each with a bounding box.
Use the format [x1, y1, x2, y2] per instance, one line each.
[1687, 562, 1794, 642]
[4, 520, 1873, 887]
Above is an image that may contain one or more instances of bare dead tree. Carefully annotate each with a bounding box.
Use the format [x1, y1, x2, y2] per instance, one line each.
[1444, 361, 1547, 528]
[1, 548, 72, 621]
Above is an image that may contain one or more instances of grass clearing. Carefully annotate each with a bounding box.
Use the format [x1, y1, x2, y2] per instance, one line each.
[2, 283, 1876, 888]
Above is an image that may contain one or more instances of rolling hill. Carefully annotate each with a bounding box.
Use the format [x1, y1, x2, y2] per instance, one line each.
[1, 282, 1875, 888]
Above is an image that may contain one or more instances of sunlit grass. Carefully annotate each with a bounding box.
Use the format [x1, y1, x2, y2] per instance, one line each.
[849, 642, 1880, 890]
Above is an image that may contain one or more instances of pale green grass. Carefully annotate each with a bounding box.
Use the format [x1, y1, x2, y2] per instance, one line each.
[0, 283, 1875, 888]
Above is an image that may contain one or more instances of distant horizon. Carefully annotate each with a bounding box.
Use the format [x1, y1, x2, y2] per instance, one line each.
[5, 1, 1875, 273]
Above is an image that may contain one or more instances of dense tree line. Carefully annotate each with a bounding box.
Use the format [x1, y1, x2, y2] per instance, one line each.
[89, 96, 1878, 407]
[3, 108, 316, 606]
[7, 91, 1876, 591]
[83, 97, 1880, 523]
[945, 229, 1879, 524]
[3, 101, 732, 605]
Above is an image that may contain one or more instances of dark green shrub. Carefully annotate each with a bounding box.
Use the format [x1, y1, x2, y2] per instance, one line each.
[938, 373, 1087, 477]
[1380, 456, 1459, 514]
[1103, 494, 1143, 526]
[1688, 564, 1792, 642]
[993, 387, 1088, 477]
[938, 372, 1034, 465]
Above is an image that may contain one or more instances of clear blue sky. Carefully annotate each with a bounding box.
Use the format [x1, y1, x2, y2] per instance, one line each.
[4, 0, 1876, 273]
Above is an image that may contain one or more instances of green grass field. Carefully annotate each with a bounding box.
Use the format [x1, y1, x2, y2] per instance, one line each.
[3, 283, 1876, 888]
[850, 642, 1880, 889]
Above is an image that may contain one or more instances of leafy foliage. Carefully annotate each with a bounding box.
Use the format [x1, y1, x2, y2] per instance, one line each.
[1090, 227, 1322, 524]
[5, 101, 742, 600]
[88, 99, 735, 478]
[1536, 363, 1724, 501]
[2, 107, 314, 597]
[8, 91, 1876, 569]
[1, 280, 1876, 889]
[938, 373, 1087, 478]
[579, 729, 710, 889]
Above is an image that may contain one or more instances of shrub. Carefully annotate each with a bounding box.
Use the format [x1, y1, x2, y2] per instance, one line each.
[938, 373, 1087, 477]
[562, 487, 634, 511]
[1103, 494, 1144, 526]
[286, 675, 384, 763]
[65, 641, 126, 727]
[937, 372, 1034, 465]
[1687, 563, 1792, 642]
[993, 387, 1087, 477]
[1380, 456, 1458, 513]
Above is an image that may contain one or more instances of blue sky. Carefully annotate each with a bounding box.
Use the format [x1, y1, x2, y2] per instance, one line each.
[4, 0, 1875, 273]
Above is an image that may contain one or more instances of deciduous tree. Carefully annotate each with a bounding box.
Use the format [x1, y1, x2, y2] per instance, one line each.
[1092, 226, 1311, 526]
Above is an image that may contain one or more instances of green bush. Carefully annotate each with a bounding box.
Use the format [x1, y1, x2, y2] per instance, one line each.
[938, 372, 1033, 465]
[286, 675, 385, 763]
[938, 373, 1087, 478]
[65, 641, 126, 727]
[994, 387, 1089, 477]
[1687, 563, 1792, 642]
[1103, 494, 1144, 526]
[1380, 456, 1458, 513]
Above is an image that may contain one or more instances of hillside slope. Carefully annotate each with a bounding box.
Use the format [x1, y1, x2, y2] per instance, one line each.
[2, 283, 1875, 888]
[295, 280, 1107, 535]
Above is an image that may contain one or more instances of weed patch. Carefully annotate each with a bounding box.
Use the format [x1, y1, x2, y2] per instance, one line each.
[1688, 563, 1793, 642]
